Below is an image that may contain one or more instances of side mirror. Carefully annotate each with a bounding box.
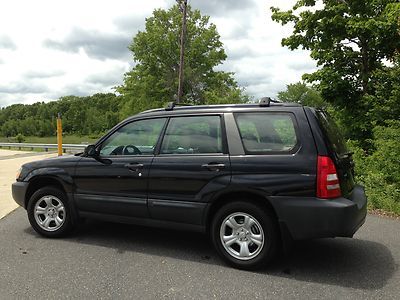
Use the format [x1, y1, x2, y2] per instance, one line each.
[84, 144, 98, 157]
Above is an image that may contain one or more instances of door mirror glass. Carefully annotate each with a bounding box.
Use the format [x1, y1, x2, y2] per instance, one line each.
[84, 144, 98, 157]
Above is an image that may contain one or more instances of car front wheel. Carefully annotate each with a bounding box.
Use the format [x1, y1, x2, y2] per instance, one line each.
[27, 186, 74, 237]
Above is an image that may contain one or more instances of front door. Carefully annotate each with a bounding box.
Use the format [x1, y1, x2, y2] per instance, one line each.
[74, 117, 167, 218]
[148, 115, 231, 225]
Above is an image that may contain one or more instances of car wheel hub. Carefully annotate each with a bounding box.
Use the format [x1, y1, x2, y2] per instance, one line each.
[34, 195, 66, 232]
[220, 212, 265, 261]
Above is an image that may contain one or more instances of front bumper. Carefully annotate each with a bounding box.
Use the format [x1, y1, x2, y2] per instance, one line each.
[271, 184, 367, 240]
[12, 181, 29, 209]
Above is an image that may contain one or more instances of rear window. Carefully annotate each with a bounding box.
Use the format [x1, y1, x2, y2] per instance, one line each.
[235, 113, 298, 154]
[315, 110, 348, 155]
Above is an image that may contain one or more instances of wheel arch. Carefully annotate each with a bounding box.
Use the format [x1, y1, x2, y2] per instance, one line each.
[25, 176, 69, 208]
[205, 190, 280, 235]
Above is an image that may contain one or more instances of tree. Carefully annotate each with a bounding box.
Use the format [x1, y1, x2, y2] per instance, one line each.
[271, 1, 400, 140]
[367, 55, 400, 126]
[117, 4, 245, 117]
[277, 82, 325, 107]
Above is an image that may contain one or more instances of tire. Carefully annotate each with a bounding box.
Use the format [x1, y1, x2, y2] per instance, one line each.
[211, 201, 278, 270]
[27, 186, 75, 238]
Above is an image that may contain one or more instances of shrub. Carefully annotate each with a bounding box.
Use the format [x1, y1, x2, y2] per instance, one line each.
[15, 133, 25, 143]
[348, 121, 400, 215]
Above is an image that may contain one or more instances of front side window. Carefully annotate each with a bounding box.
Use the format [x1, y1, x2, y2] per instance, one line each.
[160, 116, 223, 154]
[235, 113, 298, 154]
[100, 118, 166, 156]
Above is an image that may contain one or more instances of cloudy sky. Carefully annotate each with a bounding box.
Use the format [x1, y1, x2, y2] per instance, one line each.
[0, 0, 316, 108]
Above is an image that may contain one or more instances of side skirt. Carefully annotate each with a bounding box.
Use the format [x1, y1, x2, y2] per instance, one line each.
[79, 211, 206, 233]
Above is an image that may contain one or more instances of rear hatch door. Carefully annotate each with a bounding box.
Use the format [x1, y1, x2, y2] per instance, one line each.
[315, 110, 355, 197]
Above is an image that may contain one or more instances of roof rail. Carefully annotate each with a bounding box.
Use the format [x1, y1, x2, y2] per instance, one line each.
[165, 101, 194, 111]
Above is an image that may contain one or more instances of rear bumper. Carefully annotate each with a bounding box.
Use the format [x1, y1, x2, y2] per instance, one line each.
[271, 184, 367, 240]
[12, 181, 29, 209]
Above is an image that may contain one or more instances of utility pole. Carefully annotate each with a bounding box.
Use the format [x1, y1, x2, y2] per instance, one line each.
[177, 0, 188, 103]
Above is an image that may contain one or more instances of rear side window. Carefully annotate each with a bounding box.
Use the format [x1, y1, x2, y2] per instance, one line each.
[315, 110, 348, 155]
[160, 116, 223, 154]
[235, 113, 298, 154]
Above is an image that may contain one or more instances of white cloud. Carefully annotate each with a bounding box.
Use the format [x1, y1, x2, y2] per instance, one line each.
[0, 0, 316, 107]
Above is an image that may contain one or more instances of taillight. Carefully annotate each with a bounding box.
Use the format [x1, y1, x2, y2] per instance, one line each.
[317, 155, 341, 199]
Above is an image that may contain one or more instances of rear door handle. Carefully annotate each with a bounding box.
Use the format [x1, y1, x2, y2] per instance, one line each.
[201, 163, 225, 172]
[124, 163, 144, 172]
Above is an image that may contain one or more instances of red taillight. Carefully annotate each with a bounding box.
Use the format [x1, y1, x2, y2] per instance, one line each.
[317, 155, 342, 199]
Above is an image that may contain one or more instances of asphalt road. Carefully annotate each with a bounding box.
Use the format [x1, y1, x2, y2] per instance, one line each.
[0, 209, 399, 299]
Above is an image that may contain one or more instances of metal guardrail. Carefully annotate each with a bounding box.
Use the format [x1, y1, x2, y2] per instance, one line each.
[0, 142, 87, 152]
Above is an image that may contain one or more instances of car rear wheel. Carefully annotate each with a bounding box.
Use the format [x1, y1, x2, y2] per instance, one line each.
[211, 201, 278, 270]
[27, 186, 74, 238]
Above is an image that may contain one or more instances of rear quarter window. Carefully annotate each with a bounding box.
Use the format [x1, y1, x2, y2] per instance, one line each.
[315, 110, 349, 155]
[235, 113, 299, 154]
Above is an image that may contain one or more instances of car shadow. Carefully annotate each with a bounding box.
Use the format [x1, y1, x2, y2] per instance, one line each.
[264, 238, 397, 290]
[25, 219, 396, 290]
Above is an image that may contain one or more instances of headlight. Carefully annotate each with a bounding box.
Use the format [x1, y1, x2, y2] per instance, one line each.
[16, 167, 22, 181]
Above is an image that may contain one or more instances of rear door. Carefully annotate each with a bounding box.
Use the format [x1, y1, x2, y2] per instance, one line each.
[313, 110, 355, 196]
[148, 114, 231, 225]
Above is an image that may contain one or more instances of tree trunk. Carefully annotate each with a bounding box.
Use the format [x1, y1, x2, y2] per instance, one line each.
[360, 37, 369, 95]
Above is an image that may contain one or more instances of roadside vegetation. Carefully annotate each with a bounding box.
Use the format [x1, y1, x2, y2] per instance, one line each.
[0, 1, 399, 215]
[272, 0, 400, 216]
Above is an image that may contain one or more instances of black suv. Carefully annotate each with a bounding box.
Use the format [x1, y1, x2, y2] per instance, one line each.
[12, 100, 367, 270]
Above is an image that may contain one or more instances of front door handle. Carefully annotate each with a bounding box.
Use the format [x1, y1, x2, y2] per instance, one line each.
[124, 163, 144, 172]
[201, 163, 225, 172]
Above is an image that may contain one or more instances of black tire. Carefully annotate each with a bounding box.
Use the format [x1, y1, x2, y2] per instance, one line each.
[27, 186, 75, 238]
[211, 201, 278, 270]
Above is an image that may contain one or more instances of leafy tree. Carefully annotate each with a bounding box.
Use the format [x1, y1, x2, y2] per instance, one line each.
[277, 82, 325, 107]
[367, 55, 400, 125]
[117, 4, 245, 117]
[271, 1, 400, 140]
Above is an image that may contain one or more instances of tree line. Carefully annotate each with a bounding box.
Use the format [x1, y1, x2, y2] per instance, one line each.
[0, 4, 247, 138]
[0, 93, 120, 137]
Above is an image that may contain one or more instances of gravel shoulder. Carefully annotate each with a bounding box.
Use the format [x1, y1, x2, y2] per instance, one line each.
[0, 151, 56, 219]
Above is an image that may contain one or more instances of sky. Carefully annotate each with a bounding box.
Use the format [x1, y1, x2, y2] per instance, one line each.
[0, 0, 317, 108]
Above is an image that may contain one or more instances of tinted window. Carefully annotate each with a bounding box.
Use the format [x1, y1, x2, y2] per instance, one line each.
[235, 113, 298, 154]
[315, 110, 348, 155]
[161, 116, 223, 154]
[100, 118, 166, 156]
